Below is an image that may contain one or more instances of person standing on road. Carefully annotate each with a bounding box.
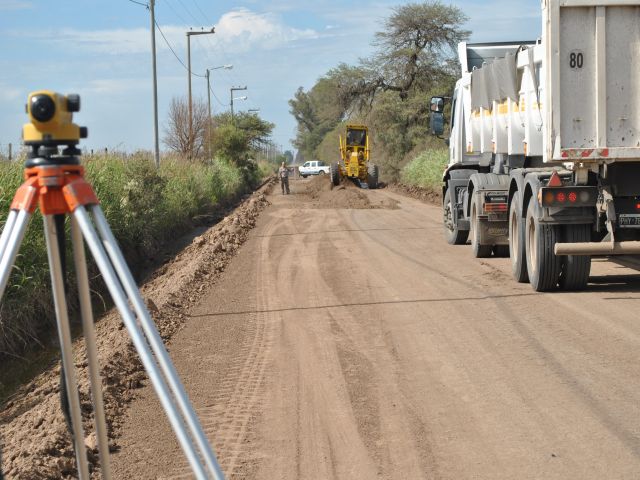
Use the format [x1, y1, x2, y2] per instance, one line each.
[279, 161, 290, 195]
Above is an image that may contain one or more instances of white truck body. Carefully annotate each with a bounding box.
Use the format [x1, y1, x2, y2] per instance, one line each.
[454, 1, 640, 166]
[436, 0, 640, 292]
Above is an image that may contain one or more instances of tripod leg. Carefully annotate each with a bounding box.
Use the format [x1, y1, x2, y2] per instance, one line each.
[0, 210, 18, 260]
[43, 215, 91, 479]
[70, 217, 112, 480]
[0, 210, 31, 299]
[90, 205, 225, 479]
[71, 206, 211, 480]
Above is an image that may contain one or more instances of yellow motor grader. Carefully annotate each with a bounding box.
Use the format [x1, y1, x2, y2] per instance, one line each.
[331, 124, 378, 189]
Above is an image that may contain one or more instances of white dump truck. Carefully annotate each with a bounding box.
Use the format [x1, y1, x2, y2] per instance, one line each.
[430, 0, 640, 291]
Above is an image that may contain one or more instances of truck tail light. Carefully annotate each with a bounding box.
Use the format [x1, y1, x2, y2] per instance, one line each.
[540, 186, 597, 207]
[484, 203, 508, 212]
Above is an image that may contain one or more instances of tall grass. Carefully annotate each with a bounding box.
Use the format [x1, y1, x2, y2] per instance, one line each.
[0, 154, 248, 360]
[401, 149, 448, 190]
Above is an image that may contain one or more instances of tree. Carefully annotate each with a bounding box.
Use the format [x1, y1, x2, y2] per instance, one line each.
[342, 1, 469, 108]
[163, 96, 209, 158]
[209, 111, 275, 181]
[288, 67, 354, 160]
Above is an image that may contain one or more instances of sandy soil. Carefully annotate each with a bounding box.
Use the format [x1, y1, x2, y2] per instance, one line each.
[5, 174, 640, 479]
[109, 176, 640, 479]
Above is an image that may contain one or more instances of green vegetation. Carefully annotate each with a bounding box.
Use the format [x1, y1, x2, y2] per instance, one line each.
[289, 1, 468, 180]
[0, 154, 249, 363]
[401, 148, 448, 190]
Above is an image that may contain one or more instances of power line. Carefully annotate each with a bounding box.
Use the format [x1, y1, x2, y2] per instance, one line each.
[128, 0, 148, 7]
[209, 84, 227, 108]
[158, 0, 190, 27]
[154, 19, 205, 77]
[191, 0, 211, 24]
[175, 0, 200, 24]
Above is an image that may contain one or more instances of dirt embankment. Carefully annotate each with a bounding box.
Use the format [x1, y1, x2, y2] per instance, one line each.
[298, 176, 399, 210]
[387, 182, 441, 205]
[0, 178, 276, 479]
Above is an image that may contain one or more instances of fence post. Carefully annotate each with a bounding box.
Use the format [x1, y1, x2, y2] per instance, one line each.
[8, 143, 12, 162]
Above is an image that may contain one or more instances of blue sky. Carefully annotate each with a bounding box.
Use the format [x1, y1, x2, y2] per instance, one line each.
[0, 0, 541, 155]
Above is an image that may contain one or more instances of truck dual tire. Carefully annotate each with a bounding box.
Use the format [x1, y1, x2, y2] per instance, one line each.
[367, 164, 379, 189]
[559, 224, 591, 290]
[331, 162, 340, 186]
[443, 189, 469, 245]
[470, 195, 492, 258]
[509, 191, 529, 282]
[525, 200, 561, 291]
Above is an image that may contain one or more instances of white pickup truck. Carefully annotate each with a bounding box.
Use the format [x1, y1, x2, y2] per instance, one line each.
[298, 160, 330, 178]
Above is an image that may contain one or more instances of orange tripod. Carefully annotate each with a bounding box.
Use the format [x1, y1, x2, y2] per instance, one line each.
[0, 155, 224, 479]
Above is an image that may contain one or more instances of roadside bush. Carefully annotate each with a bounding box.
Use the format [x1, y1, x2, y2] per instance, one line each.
[401, 149, 448, 190]
[0, 153, 249, 360]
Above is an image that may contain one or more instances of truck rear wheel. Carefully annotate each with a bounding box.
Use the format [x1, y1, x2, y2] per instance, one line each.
[470, 195, 492, 258]
[559, 224, 591, 291]
[509, 191, 529, 282]
[443, 189, 468, 245]
[367, 164, 379, 189]
[525, 200, 560, 291]
[331, 162, 340, 186]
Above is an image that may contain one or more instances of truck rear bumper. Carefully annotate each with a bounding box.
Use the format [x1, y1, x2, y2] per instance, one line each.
[555, 241, 640, 256]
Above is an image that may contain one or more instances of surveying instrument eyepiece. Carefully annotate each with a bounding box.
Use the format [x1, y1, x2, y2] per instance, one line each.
[0, 92, 225, 479]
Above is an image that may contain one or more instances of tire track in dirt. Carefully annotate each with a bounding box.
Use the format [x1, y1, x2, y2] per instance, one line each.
[165, 219, 285, 479]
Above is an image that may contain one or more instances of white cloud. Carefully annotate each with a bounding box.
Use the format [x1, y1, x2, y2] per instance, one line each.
[213, 8, 319, 53]
[0, 0, 32, 11]
[80, 78, 147, 95]
[21, 8, 318, 57]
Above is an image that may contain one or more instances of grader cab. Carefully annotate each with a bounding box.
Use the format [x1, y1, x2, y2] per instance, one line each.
[331, 124, 379, 189]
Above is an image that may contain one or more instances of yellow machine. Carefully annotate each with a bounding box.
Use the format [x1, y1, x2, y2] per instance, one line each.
[331, 124, 378, 189]
[23, 91, 87, 147]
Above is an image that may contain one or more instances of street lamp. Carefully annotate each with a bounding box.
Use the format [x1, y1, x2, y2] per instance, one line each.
[206, 65, 233, 127]
[186, 27, 215, 157]
[230, 86, 248, 122]
[205, 65, 232, 159]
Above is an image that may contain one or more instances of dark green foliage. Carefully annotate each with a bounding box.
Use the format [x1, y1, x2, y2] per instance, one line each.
[209, 112, 275, 183]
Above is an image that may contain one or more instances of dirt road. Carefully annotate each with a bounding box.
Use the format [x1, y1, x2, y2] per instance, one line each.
[111, 177, 640, 479]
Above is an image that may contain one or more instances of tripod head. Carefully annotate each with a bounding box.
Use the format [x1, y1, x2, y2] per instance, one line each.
[22, 91, 88, 167]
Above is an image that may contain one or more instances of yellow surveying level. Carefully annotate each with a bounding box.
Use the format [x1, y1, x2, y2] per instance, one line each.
[22, 90, 87, 146]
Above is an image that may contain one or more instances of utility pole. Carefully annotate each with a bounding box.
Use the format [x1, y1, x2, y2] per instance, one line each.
[186, 28, 215, 158]
[150, 0, 160, 168]
[230, 86, 247, 123]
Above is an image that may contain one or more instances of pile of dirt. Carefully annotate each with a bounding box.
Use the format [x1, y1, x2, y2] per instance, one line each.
[0, 178, 276, 479]
[300, 176, 399, 210]
[388, 183, 441, 205]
